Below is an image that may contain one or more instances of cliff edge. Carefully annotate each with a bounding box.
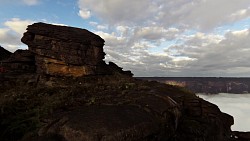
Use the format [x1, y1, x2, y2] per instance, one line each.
[0, 23, 246, 141]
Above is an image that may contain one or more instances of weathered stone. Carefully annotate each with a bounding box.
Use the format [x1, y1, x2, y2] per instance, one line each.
[21, 22, 106, 77]
[35, 56, 96, 77]
[38, 106, 163, 141]
[1, 49, 36, 73]
[0, 46, 12, 61]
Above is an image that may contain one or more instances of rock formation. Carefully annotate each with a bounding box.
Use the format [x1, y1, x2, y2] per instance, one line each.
[1, 49, 36, 73]
[0, 46, 12, 61]
[21, 22, 132, 77]
[0, 23, 248, 141]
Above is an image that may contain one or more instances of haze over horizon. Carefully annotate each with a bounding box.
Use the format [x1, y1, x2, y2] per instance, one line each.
[199, 93, 250, 131]
[1, 0, 250, 77]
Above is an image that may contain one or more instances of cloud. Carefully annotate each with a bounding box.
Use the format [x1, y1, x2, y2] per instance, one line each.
[76, 0, 250, 77]
[4, 18, 33, 35]
[22, 0, 39, 6]
[167, 29, 250, 76]
[78, 0, 158, 25]
[0, 0, 39, 5]
[78, 9, 91, 19]
[78, 0, 250, 30]
[133, 27, 180, 41]
[96, 26, 250, 77]
[199, 93, 250, 131]
[0, 18, 70, 52]
[0, 18, 34, 52]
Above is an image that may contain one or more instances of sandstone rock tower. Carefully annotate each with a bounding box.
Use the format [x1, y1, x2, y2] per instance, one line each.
[21, 22, 107, 77]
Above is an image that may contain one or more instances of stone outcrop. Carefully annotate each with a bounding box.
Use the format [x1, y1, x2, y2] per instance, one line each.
[1, 49, 36, 73]
[0, 49, 37, 89]
[5, 77, 235, 141]
[0, 23, 248, 141]
[21, 22, 132, 77]
[0, 46, 12, 61]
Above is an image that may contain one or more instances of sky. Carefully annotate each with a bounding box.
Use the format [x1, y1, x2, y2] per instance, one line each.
[1, 0, 250, 77]
[199, 93, 250, 131]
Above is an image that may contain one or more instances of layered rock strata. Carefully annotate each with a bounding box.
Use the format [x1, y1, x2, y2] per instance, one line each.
[21, 22, 111, 77]
[1, 49, 36, 73]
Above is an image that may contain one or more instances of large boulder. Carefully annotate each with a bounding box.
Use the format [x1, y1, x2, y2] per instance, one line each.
[21, 22, 106, 77]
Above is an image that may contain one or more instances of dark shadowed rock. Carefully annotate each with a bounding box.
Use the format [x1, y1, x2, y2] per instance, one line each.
[38, 106, 162, 141]
[0, 49, 37, 89]
[1, 49, 36, 73]
[231, 131, 250, 141]
[0, 46, 12, 61]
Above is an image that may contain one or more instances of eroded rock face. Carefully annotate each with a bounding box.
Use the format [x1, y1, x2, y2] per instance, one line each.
[0, 46, 12, 61]
[21, 22, 106, 77]
[0, 49, 37, 89]
[17, 79, 235, 141]
[38, 106, 162, 141]
[1, 49, 36, 73]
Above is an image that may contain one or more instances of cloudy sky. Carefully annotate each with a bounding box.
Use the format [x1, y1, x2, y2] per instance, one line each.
[1, 0, 250, 77]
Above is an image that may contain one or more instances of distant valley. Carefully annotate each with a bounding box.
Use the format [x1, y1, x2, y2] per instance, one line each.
[137, 77, 250, 94]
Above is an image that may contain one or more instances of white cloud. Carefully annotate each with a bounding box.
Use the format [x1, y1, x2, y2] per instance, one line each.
[169, 29, 250, 76]
[0, 18, 35, 52]
[134, 27, 180, 41]
[228, 8, 250, 24]
[4, 18, 33, 35]
[78, 9, 91, 19]
[76, 0, 250, 77]
[97, 26, 250, 77]
[97, 25, 108, 30]
[78, 0, 250, 30]
[78, 0, 157, 25]
[22, 0, 39, 6]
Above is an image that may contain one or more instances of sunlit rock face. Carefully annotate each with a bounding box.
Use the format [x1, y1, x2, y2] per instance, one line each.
[21, 22, 105, 77]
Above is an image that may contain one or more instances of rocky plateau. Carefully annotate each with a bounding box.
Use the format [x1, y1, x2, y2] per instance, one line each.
[0, 22, 249, 141]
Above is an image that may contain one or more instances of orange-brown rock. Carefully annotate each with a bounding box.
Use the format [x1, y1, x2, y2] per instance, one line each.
[21, 22, 106, 77]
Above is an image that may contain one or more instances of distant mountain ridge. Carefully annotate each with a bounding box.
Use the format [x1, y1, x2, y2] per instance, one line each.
[137, 77, 250, 94]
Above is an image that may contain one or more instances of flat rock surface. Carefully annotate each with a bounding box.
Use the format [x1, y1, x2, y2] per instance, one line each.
[39, 105, 160, 141]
